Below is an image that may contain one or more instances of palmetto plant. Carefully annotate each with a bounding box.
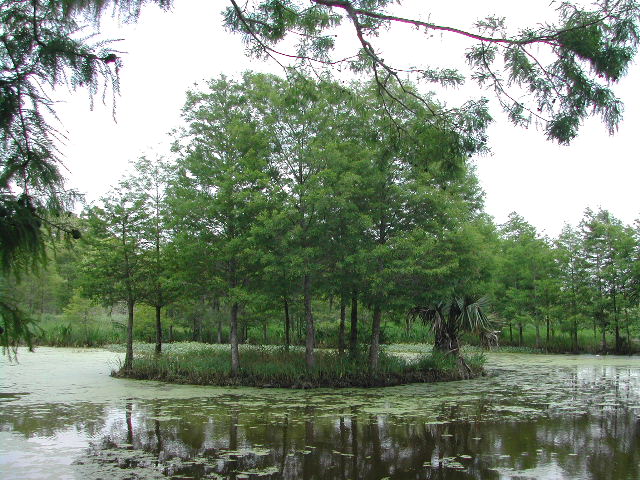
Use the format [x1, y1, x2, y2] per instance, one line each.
[409, 295, 499, 357]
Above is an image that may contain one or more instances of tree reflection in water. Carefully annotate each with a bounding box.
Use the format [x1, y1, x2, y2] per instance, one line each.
[73, 396, 638, 480]
[2, 354, 639, 479]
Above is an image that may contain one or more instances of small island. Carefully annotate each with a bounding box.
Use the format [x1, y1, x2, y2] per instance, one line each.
[111, 342, 487, 388]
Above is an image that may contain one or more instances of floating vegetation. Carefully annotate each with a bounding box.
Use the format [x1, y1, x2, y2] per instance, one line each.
[236, 466, 279, 476]
[2, 348, 640, 479]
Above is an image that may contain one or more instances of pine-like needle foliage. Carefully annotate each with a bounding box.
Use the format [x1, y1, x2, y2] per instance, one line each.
[226, 0, 640, 144]
[0, 0, 120, 270]
[0, 0, 120, 350]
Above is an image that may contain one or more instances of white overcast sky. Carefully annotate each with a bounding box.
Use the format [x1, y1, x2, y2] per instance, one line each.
[54, 0, 639, 237]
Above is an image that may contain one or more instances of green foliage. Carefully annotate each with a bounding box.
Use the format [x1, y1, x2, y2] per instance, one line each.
[80, 187, 147, 306]
[62, 290, 96, 323]
[410, 295, 498, 354]
[489, 208, 640, 354]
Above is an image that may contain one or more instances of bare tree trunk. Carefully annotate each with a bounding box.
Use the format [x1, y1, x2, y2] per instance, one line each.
[192, 315, 202, 342]
[230, 302, 240, 376]
[124, 298, 135, 370]
[284, 298, 290, 351]
[304, 274, 315, 369]
[338, 297, 346, 355]
[349, 290, 358, 355]
[613, 292, 620, 353]
[217, 317, 222, 344]
[518, 322, 523, 346]
[546, 316, 550, 345]
[625, 309, 631, 349]
[369, 305, 382, 372]
[155, 305, 162, 354]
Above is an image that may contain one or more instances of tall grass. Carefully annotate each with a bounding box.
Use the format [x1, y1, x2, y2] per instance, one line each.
[32, 314, 125, 347]
[482, 325, 640, 354]
[115, 343, 484, 388]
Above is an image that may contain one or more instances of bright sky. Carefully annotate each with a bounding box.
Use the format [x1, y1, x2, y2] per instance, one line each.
[54, 0, 640, 237]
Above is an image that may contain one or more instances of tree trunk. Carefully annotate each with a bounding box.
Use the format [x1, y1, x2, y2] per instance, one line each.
[192, 315, 202, 342]
[217, 317, 222, 344]
[546, 316, 550, 346]
[338, 298, 346, 355]
[230, 302, 240, 376]
[573, 317, 579, 352]
[155, 305, 162, 354]
[518, 322, 523, 346]
[613, 292, 620, 353]
[508, 322, 513, 343]
[263, 320, 268, 344]
[369, 305, 382, 372]
[304, 274, 315, 369]
[601, 323, 607, 351]
[349, 290, 358, 355]
[124, 298, 135, 370]
[284, 298, 290, 351]
[625, 309, 631, 350]
[535, 323, 541, 349]
[168, 324, 173, 343]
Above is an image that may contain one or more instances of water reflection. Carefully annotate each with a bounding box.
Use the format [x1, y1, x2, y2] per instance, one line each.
[63, 401, 637, 479]
[1, 351, 639, 479]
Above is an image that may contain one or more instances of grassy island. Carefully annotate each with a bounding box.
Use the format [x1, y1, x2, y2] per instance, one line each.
[112, 343, 485, 388]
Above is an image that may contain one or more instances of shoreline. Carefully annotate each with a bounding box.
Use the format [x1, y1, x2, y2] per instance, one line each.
[112, 366, 485, 389]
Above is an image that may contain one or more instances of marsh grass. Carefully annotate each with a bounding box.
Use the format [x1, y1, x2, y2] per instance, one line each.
[33, 314, 125, 347]
[486, 326, 640, 354]
[114, 343, 484, 388]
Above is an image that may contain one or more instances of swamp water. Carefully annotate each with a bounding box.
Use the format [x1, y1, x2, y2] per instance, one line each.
[1, 348, 639, 480]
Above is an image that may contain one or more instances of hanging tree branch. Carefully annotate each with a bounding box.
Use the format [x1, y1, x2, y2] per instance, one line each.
[224, 0, 640, 144]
